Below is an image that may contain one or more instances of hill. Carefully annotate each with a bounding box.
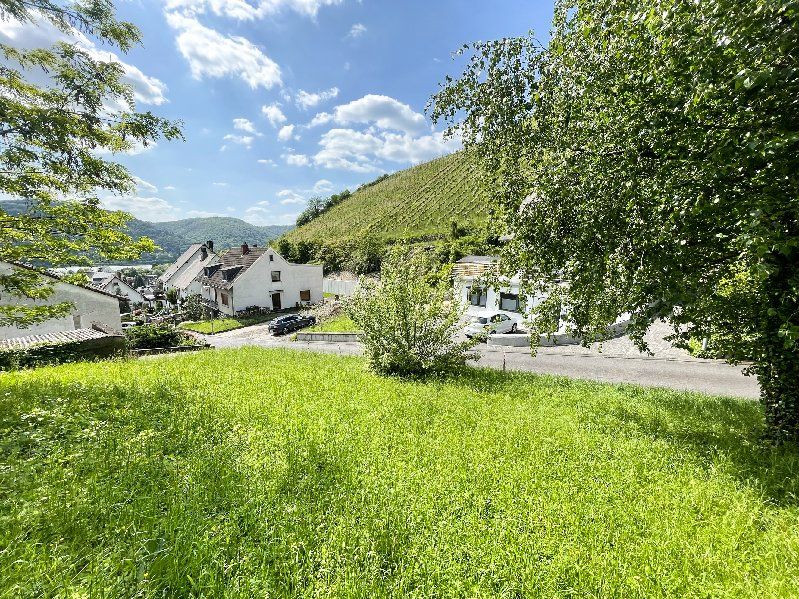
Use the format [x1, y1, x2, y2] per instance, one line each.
[0, 200, 292, 264]
[284, 151, 489, 244]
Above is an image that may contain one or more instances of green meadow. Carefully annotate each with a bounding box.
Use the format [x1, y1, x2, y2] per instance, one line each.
[1, 349, 797, 597]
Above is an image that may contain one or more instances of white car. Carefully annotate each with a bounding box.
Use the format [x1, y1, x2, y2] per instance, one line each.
[464, 313, 517, 338]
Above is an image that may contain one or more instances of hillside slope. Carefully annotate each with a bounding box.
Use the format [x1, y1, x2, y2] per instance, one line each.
[284, 152, 489, 244]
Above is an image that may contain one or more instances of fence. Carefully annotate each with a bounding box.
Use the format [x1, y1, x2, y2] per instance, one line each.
[323, 278, 359, 297]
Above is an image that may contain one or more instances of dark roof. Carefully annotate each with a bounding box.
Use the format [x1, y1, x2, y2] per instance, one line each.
[195, 246, 268, 290]
[3, 261, 124, 300]
[456, 255, 500, 264]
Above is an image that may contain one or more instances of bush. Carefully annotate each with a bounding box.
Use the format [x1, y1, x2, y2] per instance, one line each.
[346, 246, 477, 376]
[181, 294, 205, 321]
[124, 324, 187, 350]
[0, 336, 126, 371]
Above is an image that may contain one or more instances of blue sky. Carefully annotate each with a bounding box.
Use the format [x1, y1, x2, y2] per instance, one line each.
[1, 0, 553, 225]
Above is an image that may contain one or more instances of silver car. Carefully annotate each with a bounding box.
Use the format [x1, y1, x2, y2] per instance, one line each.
[464, 313, 518, 338]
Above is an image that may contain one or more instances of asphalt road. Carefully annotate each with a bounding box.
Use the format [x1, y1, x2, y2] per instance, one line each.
[202, 325, 759, 399]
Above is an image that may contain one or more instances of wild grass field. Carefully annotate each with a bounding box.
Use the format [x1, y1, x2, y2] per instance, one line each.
[284, 152, 489, 244]
[306, 314, 359, 333]
[1, 349, 798, 597]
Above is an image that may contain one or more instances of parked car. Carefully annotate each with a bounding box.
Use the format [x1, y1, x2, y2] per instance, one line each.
[268, 314, 316, 335]
[464, 313, 517, 338]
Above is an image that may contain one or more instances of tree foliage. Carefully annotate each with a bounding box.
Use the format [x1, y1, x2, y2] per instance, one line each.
[346, 246, 477, 376]
[432, 0, 799, 439]
[0, 0, 182, 328]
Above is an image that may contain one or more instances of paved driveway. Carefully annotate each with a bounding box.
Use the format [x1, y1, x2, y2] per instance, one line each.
[200, 322, 759, 399]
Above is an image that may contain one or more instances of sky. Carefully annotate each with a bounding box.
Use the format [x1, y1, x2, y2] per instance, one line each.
[0, 0, 554, 225]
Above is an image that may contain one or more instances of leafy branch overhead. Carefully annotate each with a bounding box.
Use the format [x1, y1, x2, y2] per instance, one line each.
[0, 0, 183, 327]
[432, 0, 799, 440]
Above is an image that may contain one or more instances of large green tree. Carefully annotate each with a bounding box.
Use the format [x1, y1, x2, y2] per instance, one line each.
[432, 0, 799, 439]
[0, 0, 182, 327]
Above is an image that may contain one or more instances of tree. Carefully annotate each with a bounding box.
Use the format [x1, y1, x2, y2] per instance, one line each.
[432, 0, 799, 439]
[165, 287, 178, 307]
[0, 0, 182, 328]
[346, 246, 477, 376]
[181, 294, 204, 321]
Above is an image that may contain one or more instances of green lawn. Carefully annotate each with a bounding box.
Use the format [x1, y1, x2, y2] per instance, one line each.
[1, 349, 798, 597]
[306, 314, 360, 333]
[180, 311, 290, 334]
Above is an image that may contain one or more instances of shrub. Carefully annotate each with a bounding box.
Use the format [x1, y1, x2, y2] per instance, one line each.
[181, 294, 205, 321]
[346, 246, 477, 376]
[124, 324, 186, 350]
[0, 336, 126, 371]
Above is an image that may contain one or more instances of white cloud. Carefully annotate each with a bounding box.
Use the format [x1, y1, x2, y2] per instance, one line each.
[132, 176, 158, 194]
[277, 124, 296, 141]
[245, 204, 299, 226]
[313, 179, 334, 193]
[163, 185, 177, 191]
[164, 0, 344, 21]
[233, 117, 260, 134]
[0, 16, 168, 107]
[313, 128, 459, 173]
[347, 23, 367, 38]
[257, 158, 277, 166]
[223, 133, 255, 148]
[310, 94, 427, 135]
[186, 209, 225, 217]
[213, 181, 229, 187]
[165, 12, 281, 89]
[295, 86, 339, 109]
[283, 153, 310, 166]
[262, 103, 287, 127]
[277, 189, 306, 205]
[101, 196, 178, 221]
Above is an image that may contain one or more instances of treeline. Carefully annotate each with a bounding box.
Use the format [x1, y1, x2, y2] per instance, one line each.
[275, 223, 500, 276]
[296, 190, 352, 227]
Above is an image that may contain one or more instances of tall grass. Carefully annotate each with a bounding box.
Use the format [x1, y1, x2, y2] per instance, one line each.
[1, 349, 797, 597]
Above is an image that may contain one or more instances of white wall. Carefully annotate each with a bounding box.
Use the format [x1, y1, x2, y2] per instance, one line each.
[104, 276, 147, 305]
[163, 247, 203, 292]
[455, 276, 544, 325]
[231, 248, 323, 312]
[0, 263, 122, 339]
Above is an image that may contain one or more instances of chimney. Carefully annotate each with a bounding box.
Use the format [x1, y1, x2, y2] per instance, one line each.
[241, 243, 250, 255]
[200, 246, 208, 260]
[206, 240, 214, 252]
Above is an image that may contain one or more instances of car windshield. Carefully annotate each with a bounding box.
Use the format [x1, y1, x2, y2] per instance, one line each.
[474, 317, 488, 324]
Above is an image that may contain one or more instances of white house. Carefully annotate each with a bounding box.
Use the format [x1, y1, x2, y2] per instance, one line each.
[160, 241, 217, 298]
[0, 261, 122, 340]
[196, 244, 323, 316]
[91, 272, 147, 305]
[453, 255, 551, 326]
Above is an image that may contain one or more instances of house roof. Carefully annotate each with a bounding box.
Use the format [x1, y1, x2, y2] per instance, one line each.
[159, 244, 203, 283]
[2, 261, 123, 300]
[456, 255, 500, 264]
[0, 327, 119, 350]
[169, 249, 216, 291]
[195, 246, 268, 290]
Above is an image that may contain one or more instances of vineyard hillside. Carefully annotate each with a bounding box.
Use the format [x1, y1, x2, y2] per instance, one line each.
[284, 152, 489, 244]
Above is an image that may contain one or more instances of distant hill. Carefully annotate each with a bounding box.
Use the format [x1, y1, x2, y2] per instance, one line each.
[0, 200, 292, 265]
[284, 151, 489, 244]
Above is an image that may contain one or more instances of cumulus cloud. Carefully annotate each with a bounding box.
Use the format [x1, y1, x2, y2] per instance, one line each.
[233, 117, 260, 134]
[278, 124, 296, 141]
[132, 176, 159, 194]
[223, 133, 255, 148]
[313, 179, 334, 193]
[187, 209, 225, 217]
[101, 196, 178, 221]
[309, 94, 427, 135]
[0, 15, 168, 106]
[313, 128, 459, 173]
[283, 152, 310, 166]
[257, 158, 277, 166]
[245, 203, 299, 226]
[347, 23, 367, 38]
[164, 0, 344, 21]
[165, 12, 281, 89]
[277, 189, 306, 205]
[262, 103, 287, 127]
[295, 87, 339, 110]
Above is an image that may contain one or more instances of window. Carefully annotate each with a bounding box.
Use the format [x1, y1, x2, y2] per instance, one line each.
[500, 292, 520, 312]
[271, 271, 281, 282]
[469, 286, 487, 307]
[220, 292, 229, 306]
[269, 254, 274, 261]
[299, 289, 311, 301]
